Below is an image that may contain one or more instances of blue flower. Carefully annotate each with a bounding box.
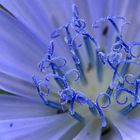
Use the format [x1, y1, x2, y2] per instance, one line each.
[0, 0, 140, 140]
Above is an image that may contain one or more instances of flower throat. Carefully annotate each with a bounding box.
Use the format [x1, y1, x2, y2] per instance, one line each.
[33, 4, 140, 128]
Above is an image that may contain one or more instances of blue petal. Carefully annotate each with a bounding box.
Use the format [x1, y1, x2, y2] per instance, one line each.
[0, 9, 48, 96]
[0, 113, 76, 140]
[73, 119, 101, 140]
[0, 8, 74, 97]
[109, 111, 140, 140]
[116, 117, 140, 140]
[0, 94, 55, 120]
[0, 72, 37, 98]
[1, 0, 73, 43]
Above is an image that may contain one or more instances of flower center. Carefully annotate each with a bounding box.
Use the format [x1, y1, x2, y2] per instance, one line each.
[33, 4, 140, 128]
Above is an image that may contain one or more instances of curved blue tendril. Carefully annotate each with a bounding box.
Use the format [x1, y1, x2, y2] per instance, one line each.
[32, 76, 63, 110]
[93, 16, 126, 33]
[60, 88, 75, 103]
[124, 74, 137, 86]
[87, 99, 107, 127]
[96, 93, 111, 109]
[45, 73, 69, 88]
[51, 26, 65, 38]
[72, 4, 79, 19]
[75, 92, 87, 105]
[130, 42, 140, 58]
[64, 69, 80, 83]
[93, 16, 130, 53]
[114, 87, 134, 105]
[112, 61, 140, 86]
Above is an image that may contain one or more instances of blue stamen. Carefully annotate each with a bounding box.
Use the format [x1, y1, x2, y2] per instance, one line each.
[103, 86, 113, 102]
[120, 103, 139, 115]
[93, 16, 125, 35]
[45, 73, 69, 89]
[108, 18, 120, 33]
[75, 92, 87, 105]
[120, 78, 140, 114]
[132, 79, 140, 106]
[45, 100, 63, 110]
[64, 25, 87, 84]
[75, 54, 87, 84]
[83, 36, 94, 71]
[89, 98, 108, 127]
[32, 76, 63, 110]
[72, 4, 79, 19]
[96, 105, 107, 128]
[112, 60, 140, 89]
[70, 112, 85, 123]
[72, 4, 86, 34]
[96, 93, 111, 109]
[70, 95, 76, 115]
[32, 76, 50, 96]
[89, 106, 97, 115]
[64, 69, 80, 83]
[114, 87, 134, 105]
[48, 42, 67, 89]
[130, 42, 140, 58]
[120, 55, 131, 76]
[106, 86, 113, 96]
[124, 74, 136, 86]
[87, 94, 110, 128]
[64, 25, 80, 65]
[96, 50, 103, 82]
[83, 33, 100, 49]
[60, 88, 75, 103]
[112, 37, 123, 52]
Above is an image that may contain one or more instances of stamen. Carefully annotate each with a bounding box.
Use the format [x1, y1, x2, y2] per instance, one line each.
[46, 69, 80, 90]
[32, 76, 63, 110]
[65, 69, 80, 83]
[64, 25, 87, 84]
[87, 93, 111, 128]
[124, 74, 136, 86]
[120, 103, 139, 115]
[38, 41, 67, 89]
[106, 86, 114, 97]
[132, 79, 140, 106]
[93, 16, 126, 34]
[103, 86, 113, 103]
[33, 4, 140, 129]
[88, 106, 97, 115]
[70, 112, 85, 123]
[72, 4, 79, 19]
[114, 87, 134, 105]
[83, 36, 95, 71]
[96, 50, 103, 82]
[112, 38, 123, 52]
[64, 25, 80, 64]
[84, 33, 100, 49]
[75, 49, 87, 84]
[96, 93, 111, 109]
[120, 55, 131, 76]
[45, 100, 63, 110]
[70, 95, 76, 115]
[130, 41, 140, 58]
[72, 4, 86, 34]
[95, 105, 107, 128]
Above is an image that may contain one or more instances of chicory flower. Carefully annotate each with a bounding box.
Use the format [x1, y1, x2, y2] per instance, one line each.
[0, 0, 140, 140]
